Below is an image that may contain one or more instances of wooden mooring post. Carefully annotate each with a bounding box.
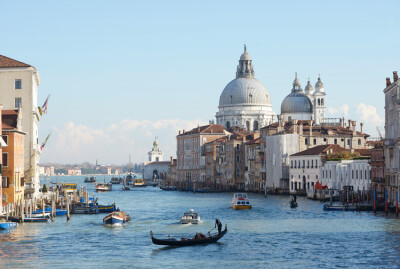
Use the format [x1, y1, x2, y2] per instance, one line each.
[51, 197, 56, 221]
[20, 200, 24, 223]
[66, 196, 70, 221]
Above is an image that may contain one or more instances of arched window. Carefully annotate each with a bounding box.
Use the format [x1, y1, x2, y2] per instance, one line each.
[334, 138, 337, 144]
[318, 99, 321, 106]
[311, 160, 314, 168]
[253, 121, 259, 131]
[305, 138, 308, 145]
[358, 139, 361, 145]
[246, 121, 250, 131]
[321, 99, 324, 106]
[226, 121, 231, 129]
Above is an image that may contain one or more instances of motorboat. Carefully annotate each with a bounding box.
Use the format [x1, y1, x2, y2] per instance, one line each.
[98, 203, 117, 213]
[122, 186, 130, 191]
[180, 209, 201, 224]
[31, 212, 51, 218]
[132, 178, 145, 187]
[71, 204, 99, 214]
[150, 224, 227, 246]
[9, 217, 49, 223]
[95, 182, 112, 192]
[231, 193, 252, 210]
[0, 222, 18, 230]
[103, 211, 130, 225]
[84, 176, 96, 183]
[110, 177, 121, 184]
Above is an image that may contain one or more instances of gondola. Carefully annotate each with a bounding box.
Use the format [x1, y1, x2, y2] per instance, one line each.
[290, 200, 298, 208]
[150, 224, 227, 246]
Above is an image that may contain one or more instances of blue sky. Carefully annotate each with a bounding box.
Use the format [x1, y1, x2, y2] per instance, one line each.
[0, 1, 398, 164]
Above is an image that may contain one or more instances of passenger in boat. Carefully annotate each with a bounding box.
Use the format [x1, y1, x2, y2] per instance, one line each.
[215, 219, 222, 234]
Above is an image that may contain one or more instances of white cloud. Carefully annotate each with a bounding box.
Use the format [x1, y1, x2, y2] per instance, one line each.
[40, 118, 207, 165]
[355, 103, 384, 127]
[327, 104, 349, 117]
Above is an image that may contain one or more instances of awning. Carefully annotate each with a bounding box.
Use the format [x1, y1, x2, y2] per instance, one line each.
[0, 137, 7, 147]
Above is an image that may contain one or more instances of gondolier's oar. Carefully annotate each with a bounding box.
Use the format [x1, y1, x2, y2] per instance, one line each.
[207, 227, 216, 235]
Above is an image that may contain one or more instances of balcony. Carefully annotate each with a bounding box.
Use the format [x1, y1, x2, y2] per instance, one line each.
[372, 177, 385, 183]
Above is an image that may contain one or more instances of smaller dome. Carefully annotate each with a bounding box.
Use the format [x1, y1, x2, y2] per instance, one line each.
[315, 77, 325, 92]
[305, 80, 313, 95]
[281, 92, 313, 114]
[240, 52, 252, 61]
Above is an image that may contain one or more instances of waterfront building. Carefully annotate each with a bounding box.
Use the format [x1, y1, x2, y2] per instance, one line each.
[320, 154, 371, 191]
[0, 105, 5, 215]
[204, 136, 228, 191]
[261, 118, 370, 192]
[176, 124, 229, 190]
[369, 141, 385, 193]
[216, 46, 275, 131]
[281, 74, 326, 124]
[289, 144, 345, 194]
[143, 138, 169, 181]
[1, 109, 25, 205]
[67, 169, 82, 176]
[244, 136, 266, 193]
[0, 55, 41, 200]
[383, 71, 400, 203]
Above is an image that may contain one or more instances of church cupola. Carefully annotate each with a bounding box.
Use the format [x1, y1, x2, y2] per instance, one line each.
[315, 76, 325, 93]
[236, 44, 255, 79]
[292, 72, 302, 92]
[304, 79, 314, 96]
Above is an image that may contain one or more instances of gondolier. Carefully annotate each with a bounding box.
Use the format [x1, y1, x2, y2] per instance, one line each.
[215, 219, 222, 234]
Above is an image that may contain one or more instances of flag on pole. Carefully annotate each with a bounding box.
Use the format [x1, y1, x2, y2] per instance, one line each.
[40, 132, 52, 151]
[42, 94, 51, 114]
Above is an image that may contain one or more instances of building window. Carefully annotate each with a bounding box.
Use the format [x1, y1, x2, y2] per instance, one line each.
[226, 121, 231, 129]
[291, 160, 293, 168]
[347, 139, 350, 146]
[302, 160, 305, 168]
[307, 182, 310, 189]
[316, 175, 318, 180]
[318, 99, 321, 106]
[316, 160, 318, 168]
[358, 139, 361, 145]
[305, 138, 308, 145]
[321, 99, 324, 106]
[307, 160, 309, 168]
[291, 182, 293, 190]
[2, 135, 8, 145]
[236, 156, 239, 162]
[246, 121, 250, 131]
[253, 121, 259, 131]
[334, 139, 337, 144]
[2, 177, 9, 188]
[313, 139, 316, 145]
[15, 79, 22, 89]
[352, 170, 354, 179]
[311, 160, 314, 168]
[15, 97, 22, 108]
[236, 144, 240, 151]
[295, 182, 297, 190]
[2, 153, 8, 167]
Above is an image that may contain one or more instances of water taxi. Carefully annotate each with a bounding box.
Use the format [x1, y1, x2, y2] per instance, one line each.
[180, 209, 201, 224]
[95, 182, 112, 192]
[103, 211, 130, 225]
[60, 183, 77, 194]
[132, 178, 145, 187]
[231, 193, 252, 210]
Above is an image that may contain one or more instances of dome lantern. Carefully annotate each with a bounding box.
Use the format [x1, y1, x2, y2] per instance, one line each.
[236, 44, 255, 79]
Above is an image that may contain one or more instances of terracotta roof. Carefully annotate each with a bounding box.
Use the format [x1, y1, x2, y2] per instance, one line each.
[179, 124, 226, 136]
[291, 144, 346, 157]
[145, 161, 171, 166]
[246, 137, 261, 145]
[0, 55, 31, 68]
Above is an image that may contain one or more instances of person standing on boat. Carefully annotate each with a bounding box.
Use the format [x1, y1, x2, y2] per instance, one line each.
[215, 219, 222, 234]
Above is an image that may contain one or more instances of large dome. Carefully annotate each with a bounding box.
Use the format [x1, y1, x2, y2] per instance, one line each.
[281, 92, 313, 114]
[219, 77, 271, 107]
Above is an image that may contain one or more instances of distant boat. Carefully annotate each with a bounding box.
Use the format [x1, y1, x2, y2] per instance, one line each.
[132, 178, 145, 187]
[126, 174, 134, 185]
[150, 224, 228, 246]
[290, 200, 298, 208]
[323, 204, 357, 211]
[180, 209, 201, 224]
[103, 211, 130, 225]
[84, 176, 96, 183]
[95, 183, 112, 192]
[0, 222, 18, 230]
[110, 177, 121, 184]
[231, 193, 252, 210]
[122, 186, 130, 191]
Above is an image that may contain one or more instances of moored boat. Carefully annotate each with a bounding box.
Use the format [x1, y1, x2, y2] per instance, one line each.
[95, 182, 112, 192]
[0, 222, 18, 230]
[98, 203, 116, 213]
[180, 209, 200, 224]
[231, 193, 252, 210]
[323, 203, 357, 211]
[9, 217, 49, 223]
[71, 204, 99, 214]
[84, 176, 96, 183]
[32, 207, 67, 216]
[132, 178, 145, 187]
[110, 177, 121, 184]
[103, 211, 130, 225]
[150, 224, 227, 246]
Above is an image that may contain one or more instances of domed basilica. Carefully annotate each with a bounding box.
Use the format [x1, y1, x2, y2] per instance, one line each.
[216, 46, 275, 131]
[216, 46, 327, 130]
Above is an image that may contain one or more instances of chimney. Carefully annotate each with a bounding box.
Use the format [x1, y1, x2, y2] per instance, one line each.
[299, 122, 303, 135]
[342, 117, 345, 128]
[352, 121, 357, 136]
[170, 156, 173, 165]
[360, 122, 363, 133]
[309, 120, 313, 136]
[386, 77, 391, 87]
[394, 71, 398, 81]
[348, 120, 351, 129]
[179, 130, 181, 135]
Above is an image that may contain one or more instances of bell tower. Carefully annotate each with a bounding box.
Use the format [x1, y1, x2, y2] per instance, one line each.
[148, 137, 164, 162]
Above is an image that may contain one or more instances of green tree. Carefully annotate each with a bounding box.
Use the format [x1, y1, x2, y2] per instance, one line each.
[42, 184, 48, 193]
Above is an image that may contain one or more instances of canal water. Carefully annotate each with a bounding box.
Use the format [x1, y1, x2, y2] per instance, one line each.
[1, 175, 400, 268]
